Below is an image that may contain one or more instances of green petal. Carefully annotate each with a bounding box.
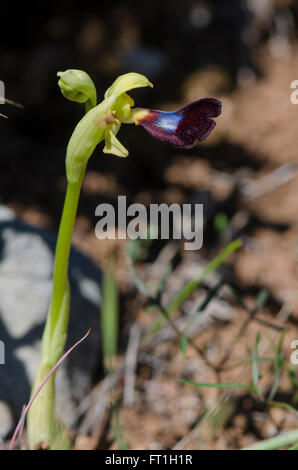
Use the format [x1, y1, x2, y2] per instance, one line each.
[104, 72, 153, 99]
[103, 124, 129, 158]
[114, 93, 135, 121]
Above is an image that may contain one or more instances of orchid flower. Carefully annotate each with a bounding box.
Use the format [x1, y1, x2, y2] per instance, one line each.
[58, 70, 221, 183]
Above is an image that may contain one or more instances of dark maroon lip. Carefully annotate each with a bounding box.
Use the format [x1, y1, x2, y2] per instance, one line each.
[138, 98, 222, 148]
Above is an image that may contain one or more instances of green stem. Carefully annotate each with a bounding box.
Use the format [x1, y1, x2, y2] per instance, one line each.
[27, 97, 93, 450]
[27, 166, 86, 449]
[52, 181, 81, 317]
[41, 171, 85, 364]
[243, 430, 298, 450]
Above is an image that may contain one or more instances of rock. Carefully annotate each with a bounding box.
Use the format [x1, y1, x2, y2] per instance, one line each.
[0, 205, 102, 438]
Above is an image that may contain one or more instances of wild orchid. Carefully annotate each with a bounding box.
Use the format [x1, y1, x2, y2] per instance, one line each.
[27, 69, 221, 450]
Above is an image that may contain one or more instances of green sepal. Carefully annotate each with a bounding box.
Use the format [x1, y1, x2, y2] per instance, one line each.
[105, 72, 153, 99]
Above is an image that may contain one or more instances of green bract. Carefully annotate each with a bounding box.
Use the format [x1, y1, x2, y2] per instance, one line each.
[60, 71, 153, 182]
[65, 95, 116, 182]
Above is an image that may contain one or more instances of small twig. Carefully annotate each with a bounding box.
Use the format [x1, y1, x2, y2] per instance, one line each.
[123, 323, 142, 407]
[9, 329, 91, 450]
[241, 162, 298, 201]
[156, 300, 215, 369]
[2, 97, 24, 109]
[216, 290, 269, 370]
[78, 364, 123, 436]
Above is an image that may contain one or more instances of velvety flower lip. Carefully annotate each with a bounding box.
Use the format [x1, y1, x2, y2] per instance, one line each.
[133, 98, 222, 149]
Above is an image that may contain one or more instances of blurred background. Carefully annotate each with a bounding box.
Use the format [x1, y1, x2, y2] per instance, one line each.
[1, 0, 298, 450]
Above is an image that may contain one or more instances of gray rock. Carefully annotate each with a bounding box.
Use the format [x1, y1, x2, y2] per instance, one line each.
[0, 206, 102, 438]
